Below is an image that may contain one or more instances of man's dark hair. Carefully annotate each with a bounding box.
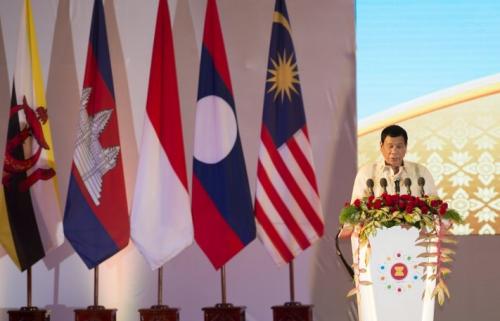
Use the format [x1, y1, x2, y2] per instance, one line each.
[381, 125, 408, 145]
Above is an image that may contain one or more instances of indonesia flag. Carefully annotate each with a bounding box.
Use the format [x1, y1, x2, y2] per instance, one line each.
[254, 0, 324, 266]
[131, 0, 193, 270]
[63, 0, 129, 269]
[192, 0, 255, 270]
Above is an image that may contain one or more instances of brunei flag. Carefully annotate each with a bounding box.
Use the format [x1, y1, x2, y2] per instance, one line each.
[63, 0, 129, 269]
[192, 0, 256, 270]
[0, 0, 63, 271]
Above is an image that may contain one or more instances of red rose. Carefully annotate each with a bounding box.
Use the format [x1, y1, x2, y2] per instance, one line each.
[401, 194, 411, 201]
[384, 195, 392, 206]
[430, 199, 443, 208]
[374, 199, 382, 209]
[439, 203, 448, 216]
[405, 205, 414, 213]
[398, 200, 406, 210]
[354, 199, 361, 208]
[368, 195, 375, 202]
[344, 202, 350, 208]
[421, 205, 429, 214]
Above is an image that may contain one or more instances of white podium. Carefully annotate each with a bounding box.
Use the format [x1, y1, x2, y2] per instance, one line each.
[351, 226, 436, 321]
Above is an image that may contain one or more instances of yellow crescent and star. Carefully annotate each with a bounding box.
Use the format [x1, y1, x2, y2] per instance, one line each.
[266, 11, 300, 102]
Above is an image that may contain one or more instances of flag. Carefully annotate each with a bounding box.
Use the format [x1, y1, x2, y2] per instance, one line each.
[254, 0, 324, 266]
[63, 0, 129, 269]
[131, 0, 193, 270]
[0, 0, 63, 271]
[192, 0, 255, 270]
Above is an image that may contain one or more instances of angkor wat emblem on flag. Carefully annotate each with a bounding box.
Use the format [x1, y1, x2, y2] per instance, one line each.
[74, 87, 120, 206]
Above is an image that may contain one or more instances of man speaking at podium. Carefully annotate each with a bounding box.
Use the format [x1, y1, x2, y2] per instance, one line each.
[339, 125, 437, 239]
[351, 124, 437, 201]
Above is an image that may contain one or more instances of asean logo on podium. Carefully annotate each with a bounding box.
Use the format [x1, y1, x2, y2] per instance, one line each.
[376, 251, 421, 294]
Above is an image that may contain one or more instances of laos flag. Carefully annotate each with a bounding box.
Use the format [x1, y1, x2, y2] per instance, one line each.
[192, 0, 255, 270]
[63, 0, 129, 269]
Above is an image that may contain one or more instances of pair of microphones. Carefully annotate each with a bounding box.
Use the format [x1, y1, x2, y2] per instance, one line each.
[366, 177, 426, 197]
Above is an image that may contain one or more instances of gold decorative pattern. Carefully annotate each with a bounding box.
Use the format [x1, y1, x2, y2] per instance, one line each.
[358, 78, 500, 235]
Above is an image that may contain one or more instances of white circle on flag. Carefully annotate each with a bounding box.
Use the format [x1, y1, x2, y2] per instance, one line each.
[193, 95, 237, 164]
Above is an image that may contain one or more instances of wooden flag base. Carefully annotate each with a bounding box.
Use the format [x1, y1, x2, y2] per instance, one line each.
[272, 302, 313, 321]
[8, 307, 48, 321]
[139, 305, 179, 321]
[74, 306, 116, 321]
[202, 303, 246, 321]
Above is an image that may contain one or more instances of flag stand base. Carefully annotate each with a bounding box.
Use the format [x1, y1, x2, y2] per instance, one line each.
[74, 306, 116, 321]
[139, 305, 179, 321]
[8, 307, 48, 321]
[272, 302, 313, 321]
[202, 303, 246, 321]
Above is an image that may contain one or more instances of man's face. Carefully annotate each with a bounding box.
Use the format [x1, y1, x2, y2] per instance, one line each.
[380, 135, 406, 168]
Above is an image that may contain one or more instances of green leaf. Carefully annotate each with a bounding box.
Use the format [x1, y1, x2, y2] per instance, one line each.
[340, 206, 360, 224]
[444, 209, 464, 223]
[441, 237, 458, 244]
[441, 248, 456, 255]
[347, 288, 358, 297]
[417, 252, 438, 258]
[415, 241, 438, 247]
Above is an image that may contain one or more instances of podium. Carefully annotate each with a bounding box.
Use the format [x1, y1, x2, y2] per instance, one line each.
[351, 226, 436, 321]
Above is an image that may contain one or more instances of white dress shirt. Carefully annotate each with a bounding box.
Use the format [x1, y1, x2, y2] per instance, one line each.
[351, 159, 437, 202]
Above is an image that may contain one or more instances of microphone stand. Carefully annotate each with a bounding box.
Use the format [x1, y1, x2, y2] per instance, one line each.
[335, 228, 354, 279]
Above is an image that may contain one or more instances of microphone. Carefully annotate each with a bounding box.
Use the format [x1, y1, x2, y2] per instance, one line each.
[380, 178, 388, 194]
[366, 179, 375, 197]
[394, 179, 401, 195]
[418, 177, 426, 197]
[403, 178, 412, 195]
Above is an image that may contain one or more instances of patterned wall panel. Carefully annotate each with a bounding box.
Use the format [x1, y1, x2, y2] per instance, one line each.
[358, 77, 500, 235]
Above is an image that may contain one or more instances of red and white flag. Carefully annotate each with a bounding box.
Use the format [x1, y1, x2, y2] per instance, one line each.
[131, 0, 193, 270]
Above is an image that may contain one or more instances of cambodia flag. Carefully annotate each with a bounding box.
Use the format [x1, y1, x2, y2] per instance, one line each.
[63, 0, 129, 269]
[192, 0, 255, 270]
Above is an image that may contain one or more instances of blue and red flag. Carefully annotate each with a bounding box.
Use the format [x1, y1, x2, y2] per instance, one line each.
[254, 0, 324, 266]
[63, 0, 129, 269]
[192, 0, 255, 270]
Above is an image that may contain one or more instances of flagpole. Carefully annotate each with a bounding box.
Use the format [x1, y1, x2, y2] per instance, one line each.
[289, 261, 295, 303]
[27, 267, 32, 308]
[220, 265, 227, 305]
[93, 265, 100, 307]
[157, 266, 164, 307]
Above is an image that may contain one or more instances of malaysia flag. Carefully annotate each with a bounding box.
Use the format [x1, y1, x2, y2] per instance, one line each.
[254, 0, 324, 266]
[63, 0, 129, 269]
[192, 0, 255, 270]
